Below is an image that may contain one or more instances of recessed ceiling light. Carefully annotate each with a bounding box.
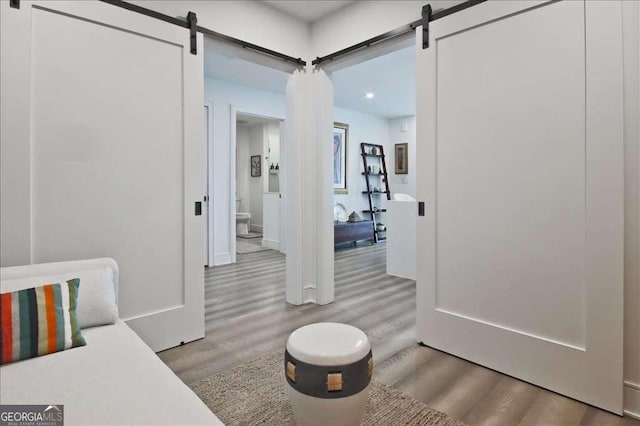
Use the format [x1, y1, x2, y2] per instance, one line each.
[365, 92, 375, 99]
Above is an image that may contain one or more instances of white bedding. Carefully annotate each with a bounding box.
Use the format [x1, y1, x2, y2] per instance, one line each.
[0, 320, 223, 426]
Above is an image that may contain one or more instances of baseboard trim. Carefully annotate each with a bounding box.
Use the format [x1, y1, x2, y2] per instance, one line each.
[625, 381, 640, 420]
[213, 252, 233, 266]
[625, 410, 640, 421]
[262, 238, 280, 251]
[250, 224, 263, 233]
[303, 284, 316, 304]
[626, 381, 640, 391]
[386, 269, 416, 281]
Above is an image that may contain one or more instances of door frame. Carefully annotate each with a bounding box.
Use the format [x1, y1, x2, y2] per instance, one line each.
[204, 101, 214, 267]
[226, 109, 285, 261]
[278, 119, 287, 254]
[230, 106, 238, 263]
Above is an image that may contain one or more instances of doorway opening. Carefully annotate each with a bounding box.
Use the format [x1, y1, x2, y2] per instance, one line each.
[235, 113, 283, 255]
[329, 43, 417, 282]
[202, 36, 291, 267]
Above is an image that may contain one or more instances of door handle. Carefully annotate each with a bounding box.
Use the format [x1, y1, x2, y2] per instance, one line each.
[195, 201, 202, 216]
[418, 201, 425, 216]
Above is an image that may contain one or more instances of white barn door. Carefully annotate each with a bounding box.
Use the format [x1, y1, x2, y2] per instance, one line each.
[1, 1, 205, 351]
[416, 1, 624, 413]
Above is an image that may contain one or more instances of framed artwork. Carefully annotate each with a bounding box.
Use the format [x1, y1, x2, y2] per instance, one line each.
[333, 122, 348, 194]
[251, 155, 261, 177]
[395, 143, 408, 174]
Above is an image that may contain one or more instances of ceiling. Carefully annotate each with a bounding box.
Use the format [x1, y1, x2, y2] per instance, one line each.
[262, 1, 355, 22]
[204, 41, 415, 119]
[331, 45, 415, 118]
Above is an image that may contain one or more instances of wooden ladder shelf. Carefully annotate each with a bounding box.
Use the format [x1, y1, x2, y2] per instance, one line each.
[360, 142, 391, 243]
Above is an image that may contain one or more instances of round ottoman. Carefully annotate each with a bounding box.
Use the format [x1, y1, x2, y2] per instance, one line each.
[285, 323, 372, 426]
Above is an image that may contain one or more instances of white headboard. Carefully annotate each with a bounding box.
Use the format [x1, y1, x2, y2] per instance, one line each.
[1, 258, 119, 300]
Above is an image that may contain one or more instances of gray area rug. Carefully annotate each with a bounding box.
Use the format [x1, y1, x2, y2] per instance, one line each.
[190, 351, 466, 426]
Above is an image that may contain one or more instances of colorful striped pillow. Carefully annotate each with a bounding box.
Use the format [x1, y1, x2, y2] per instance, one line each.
[0, 279, 86, 365]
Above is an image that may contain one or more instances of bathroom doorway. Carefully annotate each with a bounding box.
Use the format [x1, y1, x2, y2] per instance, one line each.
[202, 35, 291, 266]
[235, 113, 284, 255]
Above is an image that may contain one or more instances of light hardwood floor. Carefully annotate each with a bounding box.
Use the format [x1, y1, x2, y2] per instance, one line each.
[159, 244, 637, 426]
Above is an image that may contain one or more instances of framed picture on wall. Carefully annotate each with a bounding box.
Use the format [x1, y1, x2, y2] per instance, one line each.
[333, 122, 349, 194]
[251, 155, 261, 177]
[395, 143, 408, 174]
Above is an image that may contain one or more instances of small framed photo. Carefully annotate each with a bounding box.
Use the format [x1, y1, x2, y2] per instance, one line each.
[333, 122, 349, 194]
[395, 143, 408, 174]
[251, 155, 261, 177]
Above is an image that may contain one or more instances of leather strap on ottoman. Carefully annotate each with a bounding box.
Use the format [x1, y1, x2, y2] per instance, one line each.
[285, 349, 373, 399]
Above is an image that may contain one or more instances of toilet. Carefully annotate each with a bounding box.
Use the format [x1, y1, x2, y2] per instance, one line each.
[236, 198, 251, 236]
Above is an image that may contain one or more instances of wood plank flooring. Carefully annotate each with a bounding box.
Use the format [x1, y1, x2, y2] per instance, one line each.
[158, 244, 637, 426]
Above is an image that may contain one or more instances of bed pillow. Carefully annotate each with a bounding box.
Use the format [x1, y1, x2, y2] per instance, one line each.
[1, 267, 118, 329]
[0, 279, 86, 365]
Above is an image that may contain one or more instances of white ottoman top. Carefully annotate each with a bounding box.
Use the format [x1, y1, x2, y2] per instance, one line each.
[286, 322, 370, 366]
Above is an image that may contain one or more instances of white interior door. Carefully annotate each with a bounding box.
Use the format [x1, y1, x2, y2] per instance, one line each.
[416, 0, 624, 413]
[1, 0, 205, 351]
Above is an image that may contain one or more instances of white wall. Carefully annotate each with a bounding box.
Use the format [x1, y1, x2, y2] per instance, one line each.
[267, 122, 281, 168]
[248, 124, 264, 231]
[205, 78, 285, 264]
[209, 99, 233, 265]
[333, 106, 390, 217]
[386, 199, 416, 280]
[265, 122, 281, 193]
[262, 193, 281, 250]
[388, 116, 417, 199]
[206, 79, 286, 118]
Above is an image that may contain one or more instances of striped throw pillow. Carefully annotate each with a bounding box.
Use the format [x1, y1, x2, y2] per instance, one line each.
[0, 279, 86, 365]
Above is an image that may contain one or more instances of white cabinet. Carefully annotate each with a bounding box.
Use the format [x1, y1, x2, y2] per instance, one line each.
[386, 199, 416, 280]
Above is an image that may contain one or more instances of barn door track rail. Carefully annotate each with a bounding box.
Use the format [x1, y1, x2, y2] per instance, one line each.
[6, 0, 308, 66]
[312, 0, 486, 66]
[7, 0, 481, 67]
[195, 25, 306, 67]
